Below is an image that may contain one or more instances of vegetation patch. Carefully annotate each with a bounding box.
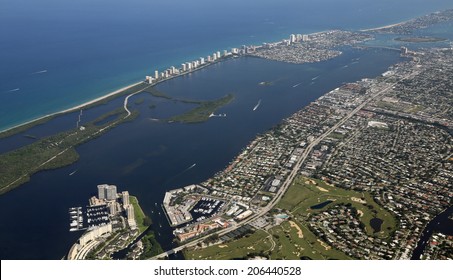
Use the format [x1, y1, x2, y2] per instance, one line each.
[0, 108, 137, 195]
[184, 229, 272, 260]
[277, 177, 396, 238]
[130, 196, 151, 233]
[168, 94, 234, 123]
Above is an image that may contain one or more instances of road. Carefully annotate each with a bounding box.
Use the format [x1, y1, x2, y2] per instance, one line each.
[149, 71, 418, 260]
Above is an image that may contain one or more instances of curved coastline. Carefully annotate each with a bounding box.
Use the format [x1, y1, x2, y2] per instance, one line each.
[0, 81, 143, 135]
[0, 26, 406, 135]
[359, 20, 409, 32]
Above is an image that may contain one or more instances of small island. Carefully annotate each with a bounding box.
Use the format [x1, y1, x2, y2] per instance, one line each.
[168, 94, 234, 123]
[394, 36, 447, 43]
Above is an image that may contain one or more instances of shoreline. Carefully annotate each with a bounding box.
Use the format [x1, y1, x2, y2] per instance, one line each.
[0, 57, 227, 136]
[0, 10, 438, 135]
[0, 81, 143, 135]
[359, 20, 410, 32]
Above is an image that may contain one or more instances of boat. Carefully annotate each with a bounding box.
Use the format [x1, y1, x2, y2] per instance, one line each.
[253, 99, 261, 111]
[33, 70, 48, 74]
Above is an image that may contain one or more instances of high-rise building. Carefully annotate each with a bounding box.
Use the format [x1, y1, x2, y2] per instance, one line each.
[97, 184, 117, 201]
[126, 204, 134, 220]
[109, 202, 117, 216]
[216, 51, 221, 58]
[207, 55, 212, 62]
[154, 70, 159, 80]
[290, 34, 296, 43]
[122, 191, 130, 206]
[105, 185, 117, 200]
[302, 34, 309, 41]
[213, 53, 218, 60]
[145, 76, 153, 84]
[200, 57, 205, 64]
[182, 63, 187, 72]
[126, 204, 136, 228]
[97, 184, 106, 200]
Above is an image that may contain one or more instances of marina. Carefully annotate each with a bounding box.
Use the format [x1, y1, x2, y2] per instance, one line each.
[190, 197, 225, 223]
[68, 207, 84, 232]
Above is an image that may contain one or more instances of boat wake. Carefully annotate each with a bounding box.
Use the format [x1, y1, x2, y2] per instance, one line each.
[32, 70, 48, 74]
[312, 75, 320, 80]
[253, 99, 261, 111]
[292, 83, 302, 88]
[186, 163, 197, 171]
[164, 163, 197, 185]
[69, 170, 78, 176]
[5, 88, 20, 93]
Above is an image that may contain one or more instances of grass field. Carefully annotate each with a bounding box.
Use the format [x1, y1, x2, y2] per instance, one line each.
[130, 196, 147, 233]
[278, 177, 396, 239]
[185, 176, 396, 260]
[268, 220, 352, 260]
[185, 230, 273, 260]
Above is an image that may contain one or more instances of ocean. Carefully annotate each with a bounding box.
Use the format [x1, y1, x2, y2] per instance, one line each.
[1, 0, 452, 131]
[0, 0, 452, 260]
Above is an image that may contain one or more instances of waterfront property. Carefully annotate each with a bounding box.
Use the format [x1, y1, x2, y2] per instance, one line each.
[67, 185, 147, 260]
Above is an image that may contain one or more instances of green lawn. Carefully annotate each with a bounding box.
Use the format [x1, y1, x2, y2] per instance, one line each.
[278, 177, 396, 239]
[185, 230, 272, 260]
[130, 196, 147, 233]
[268, 221, 352, 260]
[185, 176, 397, 260]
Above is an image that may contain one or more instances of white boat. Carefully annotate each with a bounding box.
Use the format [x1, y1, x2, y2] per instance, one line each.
[253, 99, 261, 111]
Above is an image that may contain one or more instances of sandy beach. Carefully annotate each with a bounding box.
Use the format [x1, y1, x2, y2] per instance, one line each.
[359, 20, 410, 32]
[0, 81, 144, 134]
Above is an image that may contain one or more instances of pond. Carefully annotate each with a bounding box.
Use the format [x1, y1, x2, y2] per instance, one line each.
[310, 200, 333, 210]
[370, 218, 383, 233]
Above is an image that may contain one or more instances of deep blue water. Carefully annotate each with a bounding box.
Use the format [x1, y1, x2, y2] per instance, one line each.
[0, 0, 452, 260]
[1, 0, 452, 131]
[0, 48, 403, 259]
